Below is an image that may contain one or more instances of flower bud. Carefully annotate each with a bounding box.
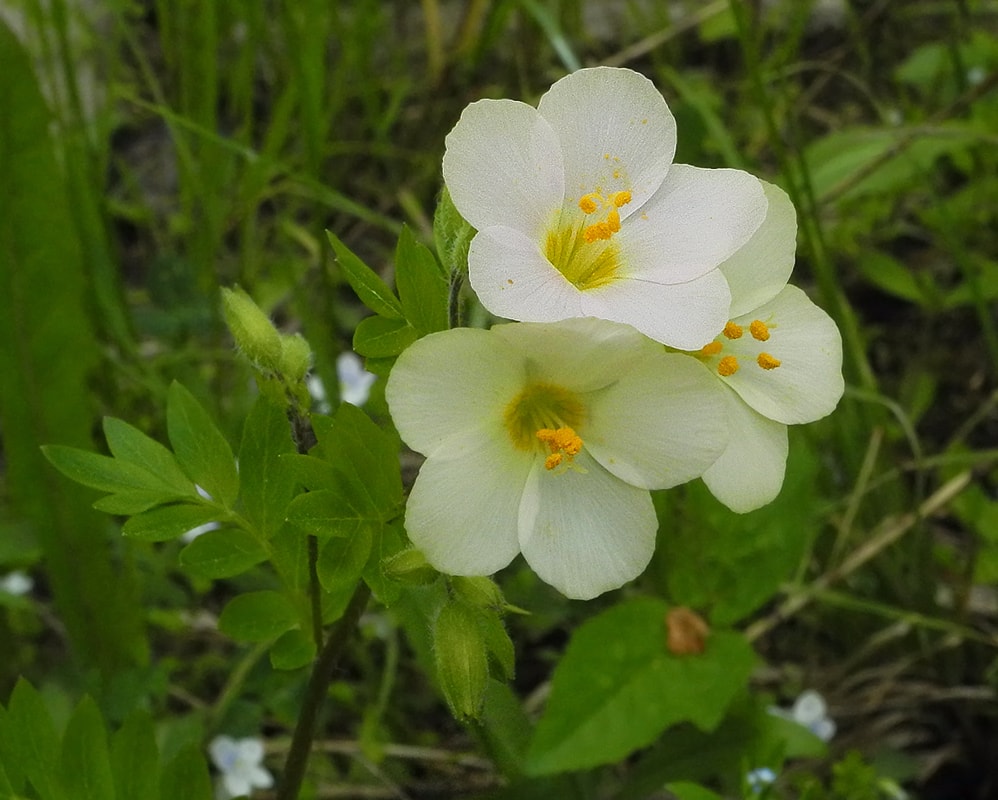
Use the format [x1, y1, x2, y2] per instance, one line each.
[433, 187, 474, 276]
[279, 333, 313, 383]
[434, 600, 488, 720]
[221, 287, 282, 372]
[383, 548, 438, 585]
[451, 575, 503, 610]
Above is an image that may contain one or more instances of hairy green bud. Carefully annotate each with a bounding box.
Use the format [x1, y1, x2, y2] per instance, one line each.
[279, 333, 313, 383]
[383, 548, 438, 585]
[221, 287, 282, 372]
[434, 600, 488, 720]
[451, 576, 503, 610]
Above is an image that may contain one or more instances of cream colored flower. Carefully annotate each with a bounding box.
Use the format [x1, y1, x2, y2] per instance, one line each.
[692, 182, 844, 512]
[386, 318, 728, 599]
[443, 66, 768, 350]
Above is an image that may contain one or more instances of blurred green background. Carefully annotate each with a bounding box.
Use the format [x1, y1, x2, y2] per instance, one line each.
[1, 1, 997, 798]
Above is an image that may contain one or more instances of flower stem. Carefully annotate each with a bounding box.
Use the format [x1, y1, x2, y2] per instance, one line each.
[277, 581, 372, 800]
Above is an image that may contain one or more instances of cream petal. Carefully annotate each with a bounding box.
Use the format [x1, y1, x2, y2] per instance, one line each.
[719, 181, 798, 318]
[517, 451, 657, 599]
[468, 225, 584, 322]
[581, 268, 731, 350]
[701, 386, 789, 513]
[721, 285, 844, 425]
[619, 164, 768, 284]
[585, 353, 728, 490]
[443, 98, 565, 237]
[385, 328, 525, 458]
[490, 317, 657, 394]
[405, 439, 532, 576]
[537, 67, 676, 221]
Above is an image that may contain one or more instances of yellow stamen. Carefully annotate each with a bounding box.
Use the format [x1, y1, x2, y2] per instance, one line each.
[537, 426, 584, 471]
[504, 384, 586, 452]
[750, 320, 770, 341]
[700, 341, 723, 357]
[717, 356, 739, 376]
[612, 190, 632, 207]
[722, 321, 743, 339]
[579, 194, 599, 214]
[757, 352, 781, 370]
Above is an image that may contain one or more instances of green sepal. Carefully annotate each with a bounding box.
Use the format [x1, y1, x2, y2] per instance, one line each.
[433, 186, 475, 276]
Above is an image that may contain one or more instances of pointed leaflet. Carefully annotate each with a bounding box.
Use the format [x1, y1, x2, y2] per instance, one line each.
[1, 679, 66, 800]
[327, 230, 404, 319]
[353, 314, 417, 358]
[122, 503, 222, 542]
[42, 445, 190, 499]
[218, 590, 299, 642]
[395, 224, 449, 336]
[111, 710, 160, 800]
[166, 382, 240, 509]
[525, 598, 755, 775]
[103, 416, 194, 495]
[60, 697, 114, 800]
[179, 528, 268, 579]
[238, 395, 297, 539]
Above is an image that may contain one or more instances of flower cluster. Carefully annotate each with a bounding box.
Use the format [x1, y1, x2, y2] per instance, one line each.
[386, 67, 843, 599]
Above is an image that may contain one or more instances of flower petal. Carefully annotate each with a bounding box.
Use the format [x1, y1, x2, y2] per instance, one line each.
[490, 317, 657, 393]
[443, 99, 564, 237]
[468, 225, 584, 323]
[619, 164, 768, 285]
[223, 773, 251, 798]
[249, 765, 274, 789]
[386, 328, 524, 458]
[537, 67, 676, 220]
[723, 285, 844, 425]
[404, 439, 531, 576]
[209, 736, 238, 770]
[581, 268, 732, 349]
[701, 386, 789, 513]
[585, 353, 728, 489]
[719, 181, 798, 318]
[518, 451, 656, 599]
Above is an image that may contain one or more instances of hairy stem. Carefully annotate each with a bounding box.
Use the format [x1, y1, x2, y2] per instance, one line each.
[277, 582, 372, 800]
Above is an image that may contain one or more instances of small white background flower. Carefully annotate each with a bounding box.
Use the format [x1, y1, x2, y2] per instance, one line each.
[0, 571, 33, 596]
[769, 689, 836, 742]
[209, 735, 273, 799]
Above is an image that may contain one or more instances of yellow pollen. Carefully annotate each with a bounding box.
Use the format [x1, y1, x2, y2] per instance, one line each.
[612, 190, 632, 207]
[537, 426, 584, 470]
[504, 383, 586, 453]
[700, 341, 723, 357]
[579, 194, 599, 214]
[722, 321, 743, 339]
[583, 221, 613, 243]
[750, 320, 770, 341]
[757, 352, 781, 370]
[717, 356, 739, 376]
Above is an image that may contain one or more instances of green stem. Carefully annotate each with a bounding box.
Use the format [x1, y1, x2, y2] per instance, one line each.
[308, 535, 323, 649]
[277, 582, 372, 800]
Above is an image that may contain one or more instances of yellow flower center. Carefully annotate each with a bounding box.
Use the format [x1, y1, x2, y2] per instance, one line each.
[544, 181, 632, 291]
[503, 382, 586, 470]
[695, 317, 782, 378]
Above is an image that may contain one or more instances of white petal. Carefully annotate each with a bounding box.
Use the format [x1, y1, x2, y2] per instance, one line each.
[793, 690, 828, 725]
[223, 773, 251, 797]
[585, 353, 728, 489]
[619, 165, 768, 284]
[443, 99, 564, 237]
[236, 738, 264, 763]
[209, 736, 238, 770]
[581, 268, 732, 349]
[537, 67, 676, 220]
[386, 328, 524, 458]
[490, 317, 657, 393]
[701, 387, 789, 513]
[723, 285, 844, 425]
[404, 439, 531, 576]
[719, 181, 798, 318]
[517, 451, 657, 599]
[249, 765, 274, 789]
[811, 717, 836, 742]
[467, 226, 584, 323]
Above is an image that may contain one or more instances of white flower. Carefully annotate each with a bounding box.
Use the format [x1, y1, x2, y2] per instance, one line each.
[336, 351, 377, 406]
[747, 766, 778, 793]
[688, 182, 843, 512]
[0, 571, 33, 596]
[209, 736, 273, 799]
[769, 689, 836, 742]
[442, 66, 768, 350]
[386, 317, 728, 599]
